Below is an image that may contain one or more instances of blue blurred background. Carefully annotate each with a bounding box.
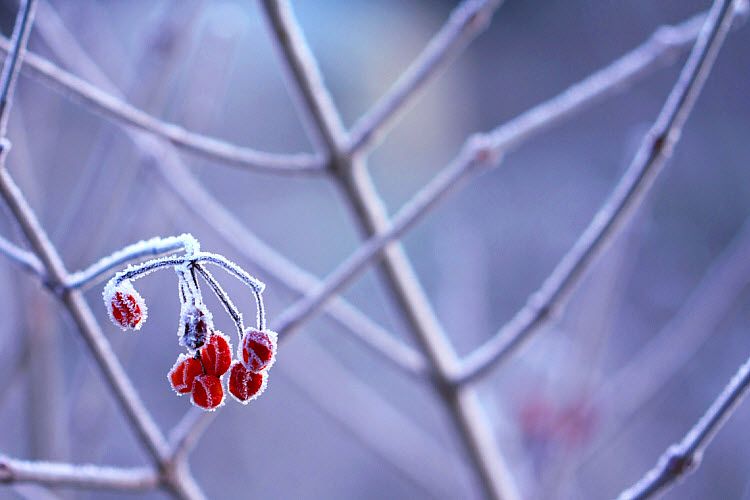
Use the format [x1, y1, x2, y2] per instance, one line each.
[1, 1, 749, 498]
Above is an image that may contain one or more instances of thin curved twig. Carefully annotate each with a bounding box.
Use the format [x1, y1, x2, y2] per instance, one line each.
[347, 0, 504, 156]
[617, 348, 750, 499]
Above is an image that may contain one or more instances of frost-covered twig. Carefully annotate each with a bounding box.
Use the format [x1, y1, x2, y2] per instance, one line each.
[0, 234, 43, 277]
[456, 0, 739, 386]
[347, 0, 504, 155]
[106, 251, 265, 295]
[617, 349, 750, 500]
[0, 44, 323, 176]
[194, 252, 265, 293]
[67, 233, 199, 289]
[0, 456, 158, 492]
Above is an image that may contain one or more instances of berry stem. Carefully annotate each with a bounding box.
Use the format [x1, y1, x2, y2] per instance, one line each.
[192, 252, 265, 294]
[254, 289, 266, 332]
[194, 264, 244, 337]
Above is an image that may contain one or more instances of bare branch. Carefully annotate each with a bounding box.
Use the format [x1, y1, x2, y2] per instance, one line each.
[617, 349, 750, 499]
[347, 0, 504, 155]
[457, 0, 739, 385]
[0, 0, 37, 137]
[0, 234, 43, 277]
[0, 43, 323, 176]
[0, 456, 158, 492]
[260, 0, 347, 156]
[168, 409, 215, 467]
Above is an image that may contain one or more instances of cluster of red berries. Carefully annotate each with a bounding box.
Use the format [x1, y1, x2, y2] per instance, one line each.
[105, 267, 276, 411]
[168, 327, 276, 410]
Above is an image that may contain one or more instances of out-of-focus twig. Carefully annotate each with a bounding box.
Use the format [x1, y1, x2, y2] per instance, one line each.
[617, 348, 750, 499]
[0, 0, 35, 137]
[0, 234, 43, 277]
[457, 0, 740, 386]
[0, 44, 322, 176]
[347, 0, 504, 155]
[0, 456, 158, 492]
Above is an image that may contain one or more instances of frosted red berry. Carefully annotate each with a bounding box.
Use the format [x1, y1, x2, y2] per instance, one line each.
[200, 332, 232, 377]
[228, 361, 266, 404]
[168, 354, 203, 395]
[241, 328, 277, 373]
[105, 281, 147, 330]
[191, 374, 225, 410]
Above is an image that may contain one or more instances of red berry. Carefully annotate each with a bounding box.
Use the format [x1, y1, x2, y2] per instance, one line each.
[105, 281, 147, 330]
[228, 361, 266, 404]
[241, 328, 277, 373]
[200, 332, 232, 376]
[191, 374, 225, 411]
[168, 354, 203, 395]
